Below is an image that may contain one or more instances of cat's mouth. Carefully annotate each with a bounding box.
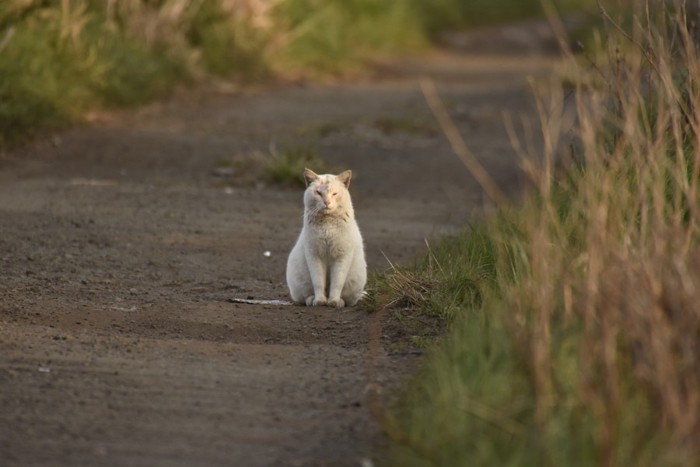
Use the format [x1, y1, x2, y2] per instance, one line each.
[317, 205, 336, 216]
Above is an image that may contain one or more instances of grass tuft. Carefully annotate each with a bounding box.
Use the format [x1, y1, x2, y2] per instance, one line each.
[265, 144, 326, 187]
[368, 263, 439, 312]
[367, 225, 498, 320]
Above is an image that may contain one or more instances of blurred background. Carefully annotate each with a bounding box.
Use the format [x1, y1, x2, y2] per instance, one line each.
[0, 0, 593, 149]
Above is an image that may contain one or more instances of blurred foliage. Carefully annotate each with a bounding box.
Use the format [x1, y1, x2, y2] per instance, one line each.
[186, 1, 269, 78]
[0, 0, 594, 149]
[270, 0, 427, 74]
[0, 1, 181, 146]
[266, 144, 326, 187]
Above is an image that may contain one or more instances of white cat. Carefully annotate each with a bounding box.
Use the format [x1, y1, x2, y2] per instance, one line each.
[286, 168, 367, 308]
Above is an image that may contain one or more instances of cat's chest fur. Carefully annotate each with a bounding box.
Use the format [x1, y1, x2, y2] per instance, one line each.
[304, 216, 356, 259]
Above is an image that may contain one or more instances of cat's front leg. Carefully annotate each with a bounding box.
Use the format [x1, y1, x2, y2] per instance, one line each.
[306, 253, 328, 306]
[327, 256, 352, 308]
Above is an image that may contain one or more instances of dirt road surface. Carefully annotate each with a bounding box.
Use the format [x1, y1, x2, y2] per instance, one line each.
[0, 30, 556, 466]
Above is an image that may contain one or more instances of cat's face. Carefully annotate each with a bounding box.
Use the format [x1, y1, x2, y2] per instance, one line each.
[303, 168, 352, 214]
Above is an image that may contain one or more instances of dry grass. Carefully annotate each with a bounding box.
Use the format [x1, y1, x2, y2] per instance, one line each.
[381, 266, 439, 310]
[521, 2, 700, 456]
[264, 144, 326, 187]
[382, 1, 700, 465]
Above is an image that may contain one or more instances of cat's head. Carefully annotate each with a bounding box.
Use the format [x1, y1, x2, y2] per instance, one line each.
[303, 168, 352, 215]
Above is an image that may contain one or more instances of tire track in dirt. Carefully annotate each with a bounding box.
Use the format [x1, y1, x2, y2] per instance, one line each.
[0, 49, 555, 466]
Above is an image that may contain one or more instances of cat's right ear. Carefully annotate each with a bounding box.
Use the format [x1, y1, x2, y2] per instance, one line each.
[304, 168, 319, 187]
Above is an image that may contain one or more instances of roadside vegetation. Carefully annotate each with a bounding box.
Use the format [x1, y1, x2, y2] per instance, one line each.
[265, 144, 326, 187]
[370, 2, 700, 465]
[0, 0, 591, 150]
[0, 0, 266, 147]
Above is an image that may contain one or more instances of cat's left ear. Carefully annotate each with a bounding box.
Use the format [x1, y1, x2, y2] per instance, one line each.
[336, 170, 352, 188]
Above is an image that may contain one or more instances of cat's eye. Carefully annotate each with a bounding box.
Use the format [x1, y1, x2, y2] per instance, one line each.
[315, 190, 322, 196]
[332, 192, 338, 196]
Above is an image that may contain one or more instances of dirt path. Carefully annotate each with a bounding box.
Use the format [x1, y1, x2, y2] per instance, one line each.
[0, 40, 555, 466]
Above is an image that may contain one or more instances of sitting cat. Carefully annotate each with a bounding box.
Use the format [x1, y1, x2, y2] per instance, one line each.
[286, 168, 367, 308]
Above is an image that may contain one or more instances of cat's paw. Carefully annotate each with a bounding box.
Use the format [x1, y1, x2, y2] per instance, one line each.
[308, 296, 327, 306]
[328, 297, 345, 308]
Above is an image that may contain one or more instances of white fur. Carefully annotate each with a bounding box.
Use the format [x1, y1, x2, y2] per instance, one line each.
[286, 168, 367, 308]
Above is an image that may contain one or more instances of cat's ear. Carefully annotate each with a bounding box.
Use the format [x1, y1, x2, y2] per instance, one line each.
[336, 170, 352, 188]
[304, 168, 319, 187]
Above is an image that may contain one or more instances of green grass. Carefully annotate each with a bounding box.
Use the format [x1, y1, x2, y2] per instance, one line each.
[186, 2, 269, 79]
[0, 1, 183, 147]
[379, 204, 676, 466]
[270, 0, 428, 75]
[0, 0, 595, 150]
[370, 3, 700, 465]
[271, 0, 595, 75]
[0, 0, 266, 149]
[368, 224, 499, 319]
[265, 145, 326, 187]
[380, 191, 699, 465]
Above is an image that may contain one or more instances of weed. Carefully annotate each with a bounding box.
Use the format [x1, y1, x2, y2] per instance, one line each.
[366, 226, 497, 321]
[265, 144, 326, 187]
[378, 2, 700, 465]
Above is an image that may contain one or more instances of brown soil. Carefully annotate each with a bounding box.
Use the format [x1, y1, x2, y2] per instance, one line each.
[0, 38, 556, 466]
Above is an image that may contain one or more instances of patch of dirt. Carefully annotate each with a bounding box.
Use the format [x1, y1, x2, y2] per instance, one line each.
[0, 36, 556, 466]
